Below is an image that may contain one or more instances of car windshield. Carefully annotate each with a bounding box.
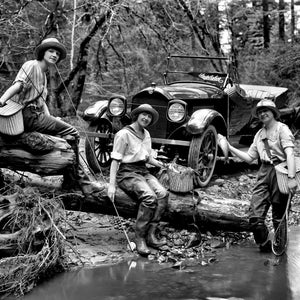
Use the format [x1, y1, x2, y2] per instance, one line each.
[164, 55, 230, 89]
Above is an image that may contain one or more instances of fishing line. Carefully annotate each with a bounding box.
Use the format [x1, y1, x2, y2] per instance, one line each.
[21, 64, 105, 182]
[54, 64, 106, 181]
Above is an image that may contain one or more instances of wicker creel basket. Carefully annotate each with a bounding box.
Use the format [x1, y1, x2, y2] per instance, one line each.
[274, 157, 300, 194]
[167, 163, 194, 193]
[0, 99, 24, 135]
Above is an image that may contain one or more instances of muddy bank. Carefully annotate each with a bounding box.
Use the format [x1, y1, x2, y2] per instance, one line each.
[61, 165, 300, 268]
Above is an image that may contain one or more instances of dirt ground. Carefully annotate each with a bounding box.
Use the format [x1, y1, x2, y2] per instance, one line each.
[63, 211, 137, 268]
[60, 159, 300, 269]
[65, 136, 300, 267]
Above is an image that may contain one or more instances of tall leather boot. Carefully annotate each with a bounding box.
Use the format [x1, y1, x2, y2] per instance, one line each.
[77, 164, 105, 195]
[135, 203, 155, 256]
[62, 137, 104, 195]
[147, 196, 168, 248]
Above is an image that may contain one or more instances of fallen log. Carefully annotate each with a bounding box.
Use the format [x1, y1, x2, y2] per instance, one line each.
[60, 183, 251, 232]
[0, 133, 75, 175]
[0, 132, 251, 233]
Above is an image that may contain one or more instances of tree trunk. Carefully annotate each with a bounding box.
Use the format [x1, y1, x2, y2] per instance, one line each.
[291, 0, 295, 44]
[279, 0, 285, 42]
[263, 0, 270, 48]
[57, 0, 122, 113]
[61, 184, 251, 232]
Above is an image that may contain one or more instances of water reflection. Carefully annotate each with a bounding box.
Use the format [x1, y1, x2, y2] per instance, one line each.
[20, 227, 300, 300]
[287, 227, 300, 299]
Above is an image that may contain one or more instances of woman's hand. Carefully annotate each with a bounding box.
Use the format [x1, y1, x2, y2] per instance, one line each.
[217, 134, 229, 160]
[288, 177, 298, 195]
[107, 183, 116, 203]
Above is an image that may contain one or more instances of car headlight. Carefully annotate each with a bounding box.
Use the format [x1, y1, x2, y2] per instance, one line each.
[108, 97, 126, 116]
[167, 101, 186, 122]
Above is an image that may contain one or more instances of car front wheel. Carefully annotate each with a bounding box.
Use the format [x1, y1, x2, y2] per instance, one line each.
[85, 119, 113, 173]
[188, 125, 218, 187]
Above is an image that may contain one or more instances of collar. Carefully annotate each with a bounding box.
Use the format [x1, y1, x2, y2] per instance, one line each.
[260, 122, 279, 140]
[124, 125, 145, 140]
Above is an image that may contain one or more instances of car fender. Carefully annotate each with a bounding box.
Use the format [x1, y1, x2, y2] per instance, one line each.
[186, 109, 227, 135]
[83, 100, 109, 122]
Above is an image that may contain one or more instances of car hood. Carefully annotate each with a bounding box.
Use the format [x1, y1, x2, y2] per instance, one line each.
[135, 83, 224, 100]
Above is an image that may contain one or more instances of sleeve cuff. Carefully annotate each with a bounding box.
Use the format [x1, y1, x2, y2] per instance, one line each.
[111, 151, 122, 161]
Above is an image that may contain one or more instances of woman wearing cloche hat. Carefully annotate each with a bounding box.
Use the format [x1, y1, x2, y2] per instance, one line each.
[108, 104, 169, 256]
[0, 37, 103, 195]
[218, 98, 297, 254]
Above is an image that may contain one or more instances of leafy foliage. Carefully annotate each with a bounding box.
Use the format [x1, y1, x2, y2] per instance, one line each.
[1, 0, 300, 114]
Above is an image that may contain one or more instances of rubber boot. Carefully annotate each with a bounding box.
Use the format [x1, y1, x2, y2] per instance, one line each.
[147, 196, 168, 248]
[135, 204, 155, 256]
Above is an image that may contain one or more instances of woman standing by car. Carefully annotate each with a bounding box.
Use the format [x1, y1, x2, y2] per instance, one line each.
[108, 104, 169, 256]
[219, 99, 298, 252]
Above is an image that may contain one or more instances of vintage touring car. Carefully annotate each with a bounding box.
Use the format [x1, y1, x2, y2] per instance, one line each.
[83, 54, 300, 187]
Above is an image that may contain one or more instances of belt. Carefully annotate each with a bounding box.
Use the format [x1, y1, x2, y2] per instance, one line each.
[261, 159, 281, 166]
[121, 161, 146, 166]
[261, 161, 273, 165]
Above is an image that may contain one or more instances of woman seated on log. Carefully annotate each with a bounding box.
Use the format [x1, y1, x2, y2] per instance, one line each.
[0, 37, 102, 195]
[219, 99, 297, 253]
[108, 104, 169, 256]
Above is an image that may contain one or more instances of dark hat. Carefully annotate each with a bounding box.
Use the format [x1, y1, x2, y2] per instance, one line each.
[131, 104, 159, 126]
[35, 38, 67, 62]
[253, 99, 280, 119]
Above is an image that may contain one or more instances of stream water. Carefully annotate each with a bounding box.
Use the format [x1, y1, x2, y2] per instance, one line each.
[20, 227, 300, 300]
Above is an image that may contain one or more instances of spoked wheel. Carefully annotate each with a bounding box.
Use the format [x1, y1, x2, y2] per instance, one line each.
[85, 119, 113, 173]
[188, 125, 218, 187]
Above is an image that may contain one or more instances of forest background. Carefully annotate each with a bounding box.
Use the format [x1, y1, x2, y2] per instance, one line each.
[1, 0, 300, 118]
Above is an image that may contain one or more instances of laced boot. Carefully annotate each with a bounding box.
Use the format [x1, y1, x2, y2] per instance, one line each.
[135, 204, 154, 256]
[147, 196, 168, 248]
[62, 137, 81, 191]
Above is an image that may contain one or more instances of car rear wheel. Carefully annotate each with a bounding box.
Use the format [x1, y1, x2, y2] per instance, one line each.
[85, 119, 113, 173]
[188, 125, 218, 187]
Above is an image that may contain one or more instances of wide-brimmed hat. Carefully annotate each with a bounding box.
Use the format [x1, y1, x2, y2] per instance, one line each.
[252, 99, 280, 119]
[131, 104, 159, 126]
[35, 38, 67, 62]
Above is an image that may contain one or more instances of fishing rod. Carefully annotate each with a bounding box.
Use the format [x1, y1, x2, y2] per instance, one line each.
[55, 65, 136, 252]
[112, 200, 136, 252]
